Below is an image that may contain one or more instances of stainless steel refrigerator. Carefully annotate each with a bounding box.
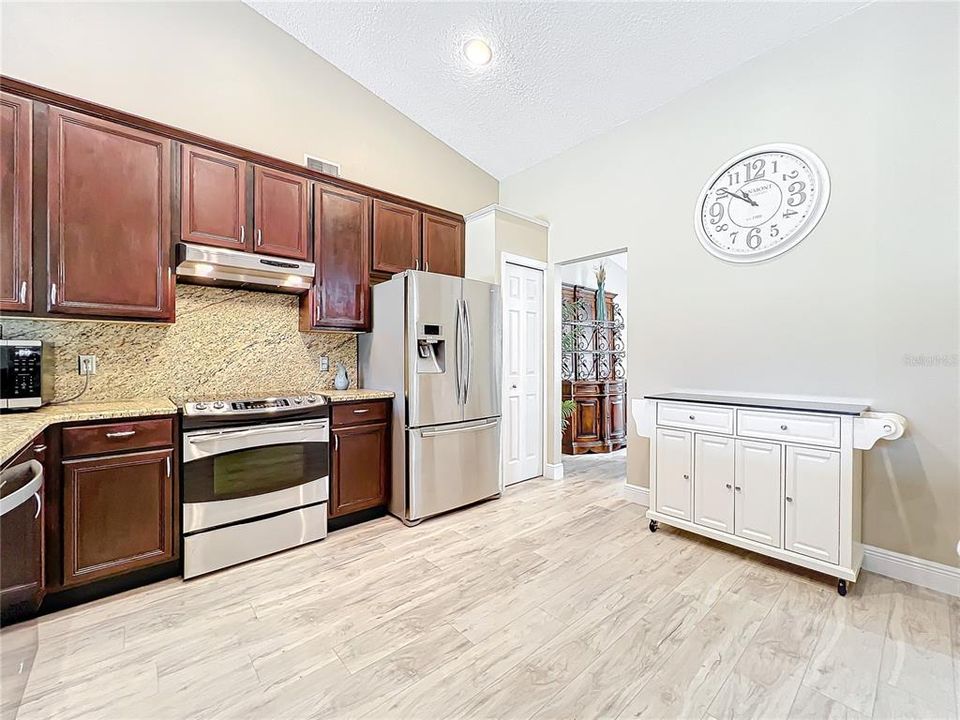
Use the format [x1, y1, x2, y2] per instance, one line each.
[359, 271, 501, 525]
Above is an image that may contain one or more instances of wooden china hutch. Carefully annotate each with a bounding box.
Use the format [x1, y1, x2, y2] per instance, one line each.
[562, 284, 626, 454]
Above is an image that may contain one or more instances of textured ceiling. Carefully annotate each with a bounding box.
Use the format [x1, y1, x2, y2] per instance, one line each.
[246, 2, 867, 179]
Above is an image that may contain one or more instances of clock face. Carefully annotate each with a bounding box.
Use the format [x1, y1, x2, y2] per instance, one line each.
[695, 144, 830, 263]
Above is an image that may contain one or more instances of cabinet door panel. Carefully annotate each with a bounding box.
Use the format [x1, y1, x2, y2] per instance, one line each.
[372, 199, 420, 274]
[784, 446, 839, 564]
[0, 93, 32, 312]
[253, 166, 309, 260]
[306, 184, 369, 330]
[655, 428, 692, 521]
[693, 433, 734, 533]
[331, 423, 388, 517]
[1, 437, 45, 620]
[181, 145, 247, 250]
[734, 440, 782, 548]
[48, 108, 172, 320]
[422, 212, 463, 277]
[607, 394, 626, 442]
[62, 448, 174, 586]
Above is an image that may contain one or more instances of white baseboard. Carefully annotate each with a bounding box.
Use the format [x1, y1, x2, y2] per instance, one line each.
[622, 484, 650, 506]
[544, 462, 564, 480]
[862, 545, 960, 597]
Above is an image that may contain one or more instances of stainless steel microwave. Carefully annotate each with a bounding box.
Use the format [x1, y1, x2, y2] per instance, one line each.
[0, 340, 54, 410]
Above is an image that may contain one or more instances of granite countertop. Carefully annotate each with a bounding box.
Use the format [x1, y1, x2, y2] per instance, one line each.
[1, 399, 178, 465]
[322, 389, 395, 403]
[643, 392, 869, 416]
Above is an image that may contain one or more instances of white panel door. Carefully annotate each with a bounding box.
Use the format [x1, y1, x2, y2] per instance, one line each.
[693, 433, 734, 533]
[735, 440, 782, 547]
[655, 428, 692, 520]
[785, 445, 840, 564]
[502, 262, 543, 486]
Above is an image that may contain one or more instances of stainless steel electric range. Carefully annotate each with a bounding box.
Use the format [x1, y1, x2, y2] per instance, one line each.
[180, 394, 329, 579]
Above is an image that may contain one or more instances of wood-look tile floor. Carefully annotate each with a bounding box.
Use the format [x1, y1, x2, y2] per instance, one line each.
[2, 451, 958, 720]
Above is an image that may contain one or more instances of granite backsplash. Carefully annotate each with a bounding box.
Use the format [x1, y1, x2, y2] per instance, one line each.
[0, 285, 358, 403]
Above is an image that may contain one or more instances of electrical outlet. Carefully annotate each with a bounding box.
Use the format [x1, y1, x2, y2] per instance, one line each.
[78, 355, 97, 375]
[321, 355, 329, 372]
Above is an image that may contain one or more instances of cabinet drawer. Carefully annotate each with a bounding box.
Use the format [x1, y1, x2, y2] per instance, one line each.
[62, 417, 174, 458]
[332, 401, 389, 427]
[656, 403, 733, 434]
[737, 410, 840, 448]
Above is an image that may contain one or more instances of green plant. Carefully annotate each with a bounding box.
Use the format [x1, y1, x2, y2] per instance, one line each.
[561, 298, 586, 323]
[560, 399, 577, 431]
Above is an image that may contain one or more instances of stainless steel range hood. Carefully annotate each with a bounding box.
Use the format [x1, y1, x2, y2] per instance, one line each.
[176, 242, 314, 294]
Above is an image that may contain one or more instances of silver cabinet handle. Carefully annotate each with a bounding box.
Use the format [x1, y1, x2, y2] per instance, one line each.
[240, 225, 245, 244]
[50, 283, 57, 306]
[780, 424, 788, 431]
[334, 434, 339, 451]
[166, 456, 172, 478]
[32, 492, 41, 519]
[425, 261, 429, 272]
[32, 444, 47, 454]
[353, 408, 370, 414]
[414, 258, 420, 270]
[106, 430, 136, 438]
[256, 228, 263, 247]
[19, 281, 27, 304]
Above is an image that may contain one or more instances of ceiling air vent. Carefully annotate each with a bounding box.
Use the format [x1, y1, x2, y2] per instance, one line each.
[305, 154, 341, 177]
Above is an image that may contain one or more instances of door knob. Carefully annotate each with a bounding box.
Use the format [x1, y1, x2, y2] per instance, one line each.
[682, 474, 690, 480]
[511, 384, 517, 389]
[725, 483, 732, 489]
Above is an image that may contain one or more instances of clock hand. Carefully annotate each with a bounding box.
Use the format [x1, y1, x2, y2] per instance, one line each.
[718, 188, 752, 206]
[740, 189, 760, 207]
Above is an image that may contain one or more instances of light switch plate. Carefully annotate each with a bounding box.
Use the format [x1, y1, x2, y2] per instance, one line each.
[78, 355, 97, 375]
[321, 355, 329, 372]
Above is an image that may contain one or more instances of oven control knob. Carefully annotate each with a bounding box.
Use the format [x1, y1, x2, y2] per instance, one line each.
[213, 401, 225, 410]
[292, 396, 303, 404]
[305, 395, 316, 404]
[194, 402, 207, 411]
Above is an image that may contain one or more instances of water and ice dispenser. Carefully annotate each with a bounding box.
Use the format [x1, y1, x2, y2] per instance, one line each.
[416, 323, 445, 374]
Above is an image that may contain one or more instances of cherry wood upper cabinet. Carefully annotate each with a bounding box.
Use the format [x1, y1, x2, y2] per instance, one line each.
[372, 199, 421, 274]
[0, 93, 32, 312]
[61, 448, 175, 587]
[253, 165, 309, 260]
[301, 184, 370, 331]
[422, 212, 464, 277]
[180, 145, 248, 251]
[47, 108, 173, 321]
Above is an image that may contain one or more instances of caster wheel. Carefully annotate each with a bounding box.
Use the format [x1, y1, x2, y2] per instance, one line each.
[837, 579, 848, 597]
[649, 519, 659, 533]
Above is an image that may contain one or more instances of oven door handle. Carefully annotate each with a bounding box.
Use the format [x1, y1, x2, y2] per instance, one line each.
[183, 420, 329, 462]
[186, 420, 328, 443]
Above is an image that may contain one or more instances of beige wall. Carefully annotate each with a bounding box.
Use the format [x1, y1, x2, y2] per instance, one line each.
[502, 3, 960, 567]
[0, 1, 497, 216]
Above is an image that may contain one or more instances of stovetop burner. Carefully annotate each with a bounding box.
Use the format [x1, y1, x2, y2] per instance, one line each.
[182, 394, 326, 417]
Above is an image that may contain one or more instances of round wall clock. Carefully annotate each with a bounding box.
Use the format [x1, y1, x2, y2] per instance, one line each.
[694, 143, 830, 263]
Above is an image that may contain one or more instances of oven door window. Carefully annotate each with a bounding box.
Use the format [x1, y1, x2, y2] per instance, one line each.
[184, 441, 328, 504]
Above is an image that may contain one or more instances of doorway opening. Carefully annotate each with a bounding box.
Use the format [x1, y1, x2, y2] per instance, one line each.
[558, 250, 628, 486]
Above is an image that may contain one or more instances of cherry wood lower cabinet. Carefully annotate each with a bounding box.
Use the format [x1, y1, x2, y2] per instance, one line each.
[180, 144, 248, 251]
[61, 447, 175, 587]
[422, 212, 464, 277]
[329, 401, 390, 518]
[301, 183, 370, 331]
[47, 107, 174, 321]
[0, 92, 32, 313]
[562, 381, 627, 455]
[0, 434, 46, 622]
[372, 199, 421, 275]
[253, 165, 309, 260]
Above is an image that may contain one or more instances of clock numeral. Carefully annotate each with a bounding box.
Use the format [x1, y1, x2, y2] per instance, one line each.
[746, 228, 762, 249]
[716, 223, 729, 232]
[787, 181, 807, 207]
[729, 230, 739, 244]
[783, 209, 798, 218]
[769, 223, 780, 238]
[725, 170, 740, 186]
[708, 202, 724, 225]
[743, 158, 766, 180]
[772, 160, 779, 174]
[782, 170, 799, 181]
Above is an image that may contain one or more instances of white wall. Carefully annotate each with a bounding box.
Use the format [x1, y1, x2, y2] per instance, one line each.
[502, 3, 959, 567]
[0, 1, 497, 216]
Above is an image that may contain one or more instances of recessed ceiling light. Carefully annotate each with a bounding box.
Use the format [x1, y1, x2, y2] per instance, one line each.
[463, 38, 492, 67]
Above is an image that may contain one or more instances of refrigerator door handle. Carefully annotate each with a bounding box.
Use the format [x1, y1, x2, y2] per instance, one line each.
[464, 299, 473, 404]
[455, 299, 464, 405]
